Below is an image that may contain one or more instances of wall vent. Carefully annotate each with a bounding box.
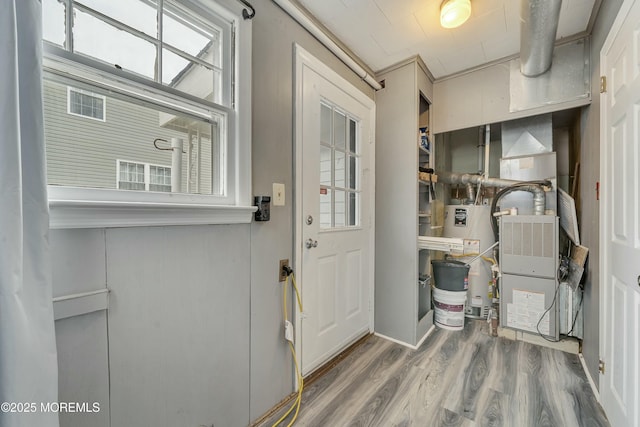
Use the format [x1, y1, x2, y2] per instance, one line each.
[500, 215, 557, 278]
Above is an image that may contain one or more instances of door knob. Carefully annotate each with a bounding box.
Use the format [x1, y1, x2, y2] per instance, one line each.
[305, 238, 318, 249]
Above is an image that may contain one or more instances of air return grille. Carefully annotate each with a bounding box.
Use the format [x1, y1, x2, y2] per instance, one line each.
[500, 215, 557, 278]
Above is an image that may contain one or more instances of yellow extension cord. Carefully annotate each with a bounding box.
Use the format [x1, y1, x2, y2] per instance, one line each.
[272, 273, 304, 427]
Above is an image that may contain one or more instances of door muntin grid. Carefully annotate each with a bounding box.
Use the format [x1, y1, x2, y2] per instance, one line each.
[319, 102, 360, 230]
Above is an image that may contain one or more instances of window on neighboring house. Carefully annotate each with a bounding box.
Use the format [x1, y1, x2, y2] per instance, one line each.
[41, 0, 252, 226]
[68, 87, 105, 121]
[149, 165, 172, 192]
[118, 160, 172, 192]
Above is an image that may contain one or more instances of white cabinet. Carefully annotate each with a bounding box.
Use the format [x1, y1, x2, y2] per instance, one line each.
[374, 58, 435, 347]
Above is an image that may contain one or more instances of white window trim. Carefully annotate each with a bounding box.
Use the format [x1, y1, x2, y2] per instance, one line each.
[67, 86, 106, 121]
[48, 187, 256, 228]
[45, 0, 254, 228]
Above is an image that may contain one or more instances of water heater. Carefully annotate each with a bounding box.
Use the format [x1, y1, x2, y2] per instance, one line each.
[443, 205, 495, 318]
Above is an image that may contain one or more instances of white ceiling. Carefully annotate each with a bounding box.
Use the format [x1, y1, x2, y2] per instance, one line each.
[297, 0, 598, 79]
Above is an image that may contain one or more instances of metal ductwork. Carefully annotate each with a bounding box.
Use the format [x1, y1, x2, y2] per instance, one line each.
[437, 171, 549, 216]
[520, 0, 562, 77]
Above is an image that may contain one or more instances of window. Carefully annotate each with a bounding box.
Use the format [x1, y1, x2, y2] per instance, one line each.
[149, 165, 172, 192]
[319, 102, 360, 229]
[118, 161, 145, 191]
[42, 0, 253, 227]
[68, 87, 105, 121]
[118, 161, 172, 192]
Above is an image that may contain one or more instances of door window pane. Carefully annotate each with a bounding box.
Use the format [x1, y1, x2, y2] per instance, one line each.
[320, 146, 332, 187]
[334, 190, 346, 227]
[348, 192, 358, 226]
[334, 110, 346, 149]
[335, 150, 346, 188]
[320, 188, 332, 229]
[349, 155, 357, 190]
[349, 119, 357, 153]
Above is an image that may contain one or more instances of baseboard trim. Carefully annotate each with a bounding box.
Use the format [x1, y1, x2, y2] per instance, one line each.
[579, 353, 600, 402]
[250, 333, 373, 426]
[303, 333, 372, 387]
[375, 325, 436, 350]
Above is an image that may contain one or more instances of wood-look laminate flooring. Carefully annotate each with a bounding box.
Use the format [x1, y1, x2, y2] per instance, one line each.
[259, 320, 609, 427]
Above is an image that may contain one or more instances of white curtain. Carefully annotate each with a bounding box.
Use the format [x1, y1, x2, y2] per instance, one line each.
[0, 1, 59, 426]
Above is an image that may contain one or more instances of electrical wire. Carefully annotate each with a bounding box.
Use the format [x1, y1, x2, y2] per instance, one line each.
[535, 258, 571, 342]
[536, 281, 561, 342]
[566, 287, 584, 337]
[489, 180, 552, 241]
[447, 252, 497, 265]
[272, 273, 303, 427]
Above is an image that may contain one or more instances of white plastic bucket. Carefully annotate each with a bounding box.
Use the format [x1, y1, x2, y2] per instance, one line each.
[433, 287, 467, 331]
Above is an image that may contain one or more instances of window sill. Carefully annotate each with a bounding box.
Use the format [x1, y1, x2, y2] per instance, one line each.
[48, 187, 257, 229]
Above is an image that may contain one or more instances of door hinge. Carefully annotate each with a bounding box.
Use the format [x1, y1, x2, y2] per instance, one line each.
[600, 76, 607, 93]
[599, 359, 605, 374]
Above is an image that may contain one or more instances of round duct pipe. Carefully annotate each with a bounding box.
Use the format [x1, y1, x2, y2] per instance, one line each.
[520, 0, 562, 77]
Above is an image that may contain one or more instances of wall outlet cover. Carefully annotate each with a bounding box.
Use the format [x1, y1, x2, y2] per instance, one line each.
[273, 183, 285, 206]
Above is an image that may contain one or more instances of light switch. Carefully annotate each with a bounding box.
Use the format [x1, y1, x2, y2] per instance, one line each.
[273, 183, 285, 206]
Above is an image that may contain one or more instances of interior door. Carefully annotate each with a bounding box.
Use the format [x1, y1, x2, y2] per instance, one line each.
[296, 47, 375, 376]
[600, 1, 640, 426]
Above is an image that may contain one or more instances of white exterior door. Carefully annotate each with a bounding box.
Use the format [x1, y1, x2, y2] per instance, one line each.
[295, 46, 375, 376]
[600, 1, 640, 426]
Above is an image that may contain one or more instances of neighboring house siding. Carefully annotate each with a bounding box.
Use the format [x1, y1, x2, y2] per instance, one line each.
[43, 79, 212, 194]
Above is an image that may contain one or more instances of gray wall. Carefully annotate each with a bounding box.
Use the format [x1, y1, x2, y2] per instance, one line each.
[580, 0, 624, 387]
[432, 50, 591, 134]
[52, 226, 250, 427]
[52, 2, 374, 427]
[249, 2, 374, 421]
[52, 230, 109, 427]
[447, 127, 501, 178]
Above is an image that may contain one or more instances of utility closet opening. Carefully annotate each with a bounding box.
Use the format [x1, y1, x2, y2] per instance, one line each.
[430, 108, 584, 341]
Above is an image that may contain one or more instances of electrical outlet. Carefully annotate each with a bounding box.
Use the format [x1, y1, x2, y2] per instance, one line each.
[279, 259, 289, 282]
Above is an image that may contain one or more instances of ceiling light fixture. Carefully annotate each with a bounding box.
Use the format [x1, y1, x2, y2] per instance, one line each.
[440, 0, 471, 29]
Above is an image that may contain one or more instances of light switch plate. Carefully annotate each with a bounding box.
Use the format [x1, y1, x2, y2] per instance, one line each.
[273, 183, 285, 206]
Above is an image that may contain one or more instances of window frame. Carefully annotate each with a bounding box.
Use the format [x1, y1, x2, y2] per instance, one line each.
[44, 0, 254, 228]
[67, 86, 106, 121]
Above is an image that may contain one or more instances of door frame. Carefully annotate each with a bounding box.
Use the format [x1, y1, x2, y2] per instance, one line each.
[599, 0, 637, 421]
[293, 44, 376, 377]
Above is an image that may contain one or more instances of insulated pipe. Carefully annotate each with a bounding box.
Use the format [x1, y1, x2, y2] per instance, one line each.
[484, 125, 490, 180]
[520, 0, 562, 77]
[477, 127, 484, 175]
[272, 0, 382, 90]
[438, 171, 522, 189]
[466, 182, 476, 204]
[437, 171, 548, 215]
